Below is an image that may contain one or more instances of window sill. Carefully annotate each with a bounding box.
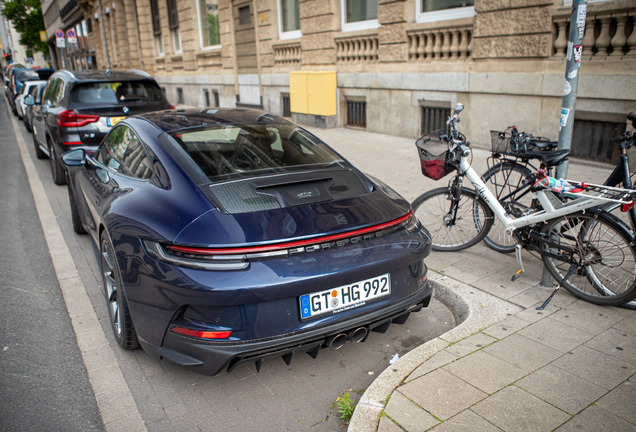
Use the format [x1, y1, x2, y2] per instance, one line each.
[171, 54, 183, 61]
[195, 49, 222, 58]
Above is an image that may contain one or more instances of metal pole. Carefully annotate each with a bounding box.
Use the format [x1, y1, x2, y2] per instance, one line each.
[541, 0, 588, 286]
[98, 0, 111, 72]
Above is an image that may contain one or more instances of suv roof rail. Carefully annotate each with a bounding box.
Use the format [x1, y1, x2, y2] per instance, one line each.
[127, 69, 152, 79]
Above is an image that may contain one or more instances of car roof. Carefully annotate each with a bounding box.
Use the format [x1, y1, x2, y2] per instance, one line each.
[52, 69, 156, 83]
[136, 108, 291, 133]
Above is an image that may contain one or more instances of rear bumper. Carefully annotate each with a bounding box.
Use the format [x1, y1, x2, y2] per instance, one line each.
[139, 281, 433, 376]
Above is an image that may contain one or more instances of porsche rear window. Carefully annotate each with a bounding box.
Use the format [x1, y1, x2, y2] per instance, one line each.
[14, 70, 40, 82]
[70, 81, 165, 105]
[168, 123, 349, 181]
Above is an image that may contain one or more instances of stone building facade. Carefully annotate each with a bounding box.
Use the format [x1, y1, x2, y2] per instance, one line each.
[43, 0, 636, 160]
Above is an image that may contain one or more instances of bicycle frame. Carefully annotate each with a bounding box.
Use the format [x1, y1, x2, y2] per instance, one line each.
[458, 148, 633, 232]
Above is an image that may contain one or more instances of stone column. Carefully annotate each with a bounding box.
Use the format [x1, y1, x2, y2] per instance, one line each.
[378, 0, 407, 62]
[114, 0, 130, 67]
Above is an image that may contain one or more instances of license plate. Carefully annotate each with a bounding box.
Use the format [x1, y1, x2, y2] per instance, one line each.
[299, 274, 391, 320]
[107, 116, 125, 127]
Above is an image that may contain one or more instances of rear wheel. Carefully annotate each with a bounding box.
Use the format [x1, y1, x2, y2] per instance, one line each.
[412, 186, 494, 252]
[481, 162, 533, 253]
[67, 180, 86, 235]
[541, 211, 636, 306]
[101, 233, 139, 349]
[24, 114, 32, 132]
[48, 141, 67, 185]
[33, 132, 46, 159]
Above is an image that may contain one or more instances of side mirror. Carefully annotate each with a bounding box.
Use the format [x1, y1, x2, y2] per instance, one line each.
[454, 103, 464, 116]
[61, 149, 86, 167]
[25, 95, 35, 106]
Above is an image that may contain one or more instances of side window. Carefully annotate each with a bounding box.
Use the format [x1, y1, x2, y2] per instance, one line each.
[97, 126, 128, 173]
[43, 79, 59, 105]
[53, 79, 66, 105]
[121, 129, 153, 179]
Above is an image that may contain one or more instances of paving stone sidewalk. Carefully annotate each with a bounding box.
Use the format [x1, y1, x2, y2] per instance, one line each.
[304, 127, 636, 432]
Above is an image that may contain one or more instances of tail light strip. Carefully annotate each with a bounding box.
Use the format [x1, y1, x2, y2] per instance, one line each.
[168, 211, 415, 256]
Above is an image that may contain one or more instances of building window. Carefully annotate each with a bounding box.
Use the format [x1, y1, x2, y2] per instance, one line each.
[347, 100, 367, 128]
[282, 94, 291, 117]
[172, 29, 182, 53]
[177, 87, 184, 104]
[278, 0, 301, 40]
[341, 0, 378, 32]
[213, 90, 219, 107]
[150, 0, 162, 36]
[156, 36, 165, 55]
[166, 0, 181, 53]
[421, 106, 450, 135]
[203, 89, 210, 107]
[415, 0, 475, 24]
[239, 5, 251, 25]
[198, 0, 220, 48]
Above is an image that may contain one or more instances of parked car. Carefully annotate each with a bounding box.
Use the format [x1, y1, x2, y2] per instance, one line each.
[29, 69, 173, 184]
[4, 63, 25, 108]
[16, 80, 46, 120]
[61, 108, 433, 376]
[23, 81, 48, 133]
[7, 67, 53, 114]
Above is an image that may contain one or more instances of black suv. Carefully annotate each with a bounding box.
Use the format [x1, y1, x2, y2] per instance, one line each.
[30, 70, 173, 184]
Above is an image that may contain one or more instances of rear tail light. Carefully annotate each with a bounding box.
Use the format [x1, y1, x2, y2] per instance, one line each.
[171, 326, 231, 339]
[57, 110, 100, 127]
[622, 202, 635, 212]
[169, 105, 175, 109]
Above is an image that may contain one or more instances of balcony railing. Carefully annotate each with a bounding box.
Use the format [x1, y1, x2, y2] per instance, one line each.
[335, 33, 379, 64]
[553, 5, 636, 59]
[407, 25, 473, 61]
[274, 41, 301, 66]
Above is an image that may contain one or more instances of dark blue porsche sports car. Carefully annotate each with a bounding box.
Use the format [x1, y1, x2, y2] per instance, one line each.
[62, 108, 433, 376]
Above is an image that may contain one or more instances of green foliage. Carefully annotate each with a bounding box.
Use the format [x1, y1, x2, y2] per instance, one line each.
[207, 13, 220, 46]
[1, 0, 48, 54]
[336, 392, 356, 423]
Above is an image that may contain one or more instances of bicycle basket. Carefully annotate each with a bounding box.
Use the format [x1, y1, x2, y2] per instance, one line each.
[415, 129, 454, 181]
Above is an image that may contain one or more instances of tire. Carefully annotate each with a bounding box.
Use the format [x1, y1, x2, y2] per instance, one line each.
[67, 180, 86, 234]
[481, 162, 534, 253]
[412, 186, 494, 252]
[33, 132, 46, 159]
[24, 115, 32, 132]
[48, 141, 67, 185]
[541, 211, 636, 306]
[100, 233, 139, 349]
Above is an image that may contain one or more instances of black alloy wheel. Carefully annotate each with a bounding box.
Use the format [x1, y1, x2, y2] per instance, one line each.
[100, 234, 139, 349]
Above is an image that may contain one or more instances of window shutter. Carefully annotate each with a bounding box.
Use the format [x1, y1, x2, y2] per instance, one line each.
[150, 0, 161, 35]
[167, 0, 179, 30]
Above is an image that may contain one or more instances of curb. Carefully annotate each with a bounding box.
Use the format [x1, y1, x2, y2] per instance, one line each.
[347, 274, 522, 432]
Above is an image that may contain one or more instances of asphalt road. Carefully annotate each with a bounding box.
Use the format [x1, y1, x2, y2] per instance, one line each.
[6, 101, 455, 431]
[0, 98, 103, 431]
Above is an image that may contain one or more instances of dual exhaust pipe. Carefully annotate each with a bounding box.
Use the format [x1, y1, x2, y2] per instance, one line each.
[325, 327, 368, 350]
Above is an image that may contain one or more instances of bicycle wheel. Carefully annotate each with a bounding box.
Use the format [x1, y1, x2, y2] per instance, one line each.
[481, 162, 533, 253]
[541, 211, 636, 306]
[412, 186, 494, 252]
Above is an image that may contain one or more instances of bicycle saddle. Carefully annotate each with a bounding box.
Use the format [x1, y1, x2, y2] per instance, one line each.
[524, 149, 570, 167]
[529, 139, 558, 150]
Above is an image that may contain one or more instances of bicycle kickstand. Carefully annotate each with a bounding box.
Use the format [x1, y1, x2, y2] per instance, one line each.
[511, 244, 524, 282]
[536, 263, 578, 311]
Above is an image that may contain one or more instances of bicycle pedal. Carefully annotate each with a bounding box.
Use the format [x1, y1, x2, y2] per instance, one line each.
[511, 244, 524, 282]
[511, 269, 523, 282]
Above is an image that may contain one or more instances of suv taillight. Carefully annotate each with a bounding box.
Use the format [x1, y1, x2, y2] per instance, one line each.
[57, 110, 100, 127]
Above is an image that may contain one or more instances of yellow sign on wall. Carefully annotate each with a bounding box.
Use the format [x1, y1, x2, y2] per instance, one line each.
[289, 71, 337, 116]
[39, 31, 47, 42]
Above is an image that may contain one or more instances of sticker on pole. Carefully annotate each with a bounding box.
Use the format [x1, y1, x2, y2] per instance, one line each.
[568, 69, 578, 79]
[567, 41, 573, 61]
[563, 80, 572, 96]
[55, 29, 65, 48]
[560, 107, 571, 131]
[67, 29, 77, 45]
[573, 45, 583, 67]
[576, 5, 587, 40]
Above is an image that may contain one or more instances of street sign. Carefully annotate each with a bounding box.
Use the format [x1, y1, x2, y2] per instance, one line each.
[55, 29, 65, 48]
[39, 30, 47, 42]
[67, 29, 77, 45]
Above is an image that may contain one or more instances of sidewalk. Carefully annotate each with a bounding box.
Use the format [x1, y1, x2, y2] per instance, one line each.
[306, 126, 636, 432]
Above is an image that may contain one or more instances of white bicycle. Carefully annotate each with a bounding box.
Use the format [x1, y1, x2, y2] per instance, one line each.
[412, 103, 636, 308]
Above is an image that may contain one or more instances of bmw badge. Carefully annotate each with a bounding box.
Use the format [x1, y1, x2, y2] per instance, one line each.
[123, 107, 129, 114]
